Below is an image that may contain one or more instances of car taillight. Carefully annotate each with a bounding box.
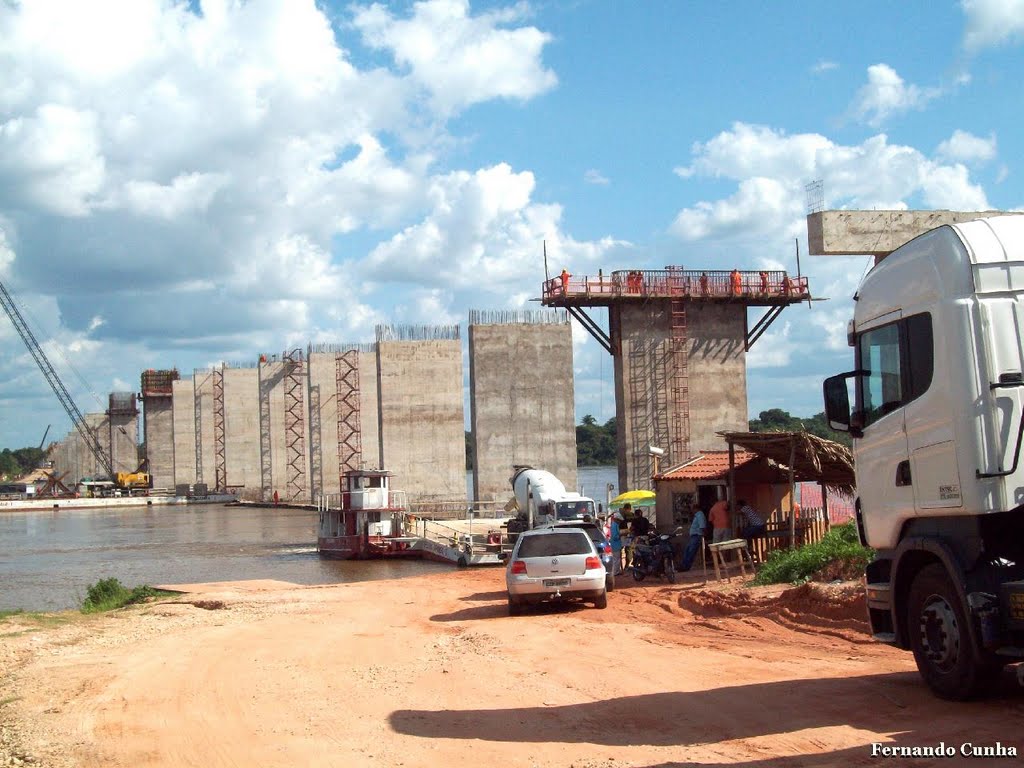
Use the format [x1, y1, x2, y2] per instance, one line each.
[511, 560, 527, 574]
[602, 544, 611, 555]
[585, 556, 601, 570]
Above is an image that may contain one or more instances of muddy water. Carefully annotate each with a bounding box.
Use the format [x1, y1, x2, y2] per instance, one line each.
[1, 467, 618, 613]
[0, 504, 451, 612]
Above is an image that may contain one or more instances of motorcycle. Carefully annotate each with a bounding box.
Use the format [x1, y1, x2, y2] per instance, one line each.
[631, 532, 676, 583]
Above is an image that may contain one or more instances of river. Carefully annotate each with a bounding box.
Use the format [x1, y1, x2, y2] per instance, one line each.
[1, 466, 618, 612]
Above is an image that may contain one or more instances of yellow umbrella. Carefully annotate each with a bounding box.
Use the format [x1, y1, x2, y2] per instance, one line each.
[609, 489, 656, 509]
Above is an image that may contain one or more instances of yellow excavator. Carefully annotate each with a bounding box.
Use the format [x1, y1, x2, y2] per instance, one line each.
[115, 459, 152, 491]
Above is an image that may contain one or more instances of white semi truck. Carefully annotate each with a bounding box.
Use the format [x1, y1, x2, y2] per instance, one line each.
[505, 465, 597, 533]
[823, 214, 1024, 699]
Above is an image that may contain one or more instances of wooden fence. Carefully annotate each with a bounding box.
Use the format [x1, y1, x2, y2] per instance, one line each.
[748, 507, 830, 563]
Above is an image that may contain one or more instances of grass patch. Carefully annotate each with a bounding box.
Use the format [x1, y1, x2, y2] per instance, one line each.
[0, 696, 22, 707]
[752, 522, 873, 586]
[80, 578, 175, 614]
[0, 608, 25, 620]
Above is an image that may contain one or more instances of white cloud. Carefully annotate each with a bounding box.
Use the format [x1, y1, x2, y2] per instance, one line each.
[584, 169, 610, 186]
[811, 60, 837, 74]
[850, 64, 941, 127]
[671, 123, 990, 246]
[936, 129, 997, 165]
[351, 0, 557, 116]
[362, 162, 626, 295]
[962, 0, 1024, 51]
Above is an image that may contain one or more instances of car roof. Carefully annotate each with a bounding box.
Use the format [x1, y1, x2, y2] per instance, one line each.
[519, 526, 588, 536]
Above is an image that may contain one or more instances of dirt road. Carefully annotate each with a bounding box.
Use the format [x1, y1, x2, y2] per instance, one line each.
[2, 569, 1022, 767]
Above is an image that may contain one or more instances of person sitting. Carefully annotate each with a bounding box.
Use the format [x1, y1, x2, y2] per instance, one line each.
[738, 499, 766, 545]
[630, 510, 651, 538]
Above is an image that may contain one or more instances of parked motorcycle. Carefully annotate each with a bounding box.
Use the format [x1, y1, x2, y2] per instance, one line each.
[631, 532, 676, 583]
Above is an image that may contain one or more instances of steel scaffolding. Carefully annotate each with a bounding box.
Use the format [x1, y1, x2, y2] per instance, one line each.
[213, 366, 226, 492]
[283, 349, 307, 501]
[335, 349, 362, 481]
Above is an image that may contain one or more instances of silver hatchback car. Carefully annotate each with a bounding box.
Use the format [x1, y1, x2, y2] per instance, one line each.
[505, 527, 608, 615]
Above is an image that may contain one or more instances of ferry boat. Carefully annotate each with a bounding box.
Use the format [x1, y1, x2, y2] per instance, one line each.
[316, 469, 420, 559]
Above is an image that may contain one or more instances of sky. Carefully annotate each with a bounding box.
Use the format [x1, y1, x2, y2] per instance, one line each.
[1, 0, 1023, 451]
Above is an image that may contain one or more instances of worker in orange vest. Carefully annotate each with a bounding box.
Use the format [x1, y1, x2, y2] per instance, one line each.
[560, 268, 571, 294]
[699, 272, 709, 296]
[730, 269, 742, 296]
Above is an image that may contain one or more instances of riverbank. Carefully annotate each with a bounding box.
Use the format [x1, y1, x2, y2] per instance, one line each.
[2, 571, 1022, 767]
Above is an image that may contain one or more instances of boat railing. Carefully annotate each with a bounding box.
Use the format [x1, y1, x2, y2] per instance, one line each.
[404, 514, 506, 557]
[315, 490, 409, 512]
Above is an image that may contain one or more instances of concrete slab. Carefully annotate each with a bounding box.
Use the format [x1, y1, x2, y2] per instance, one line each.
[807, 209, 1015, 257]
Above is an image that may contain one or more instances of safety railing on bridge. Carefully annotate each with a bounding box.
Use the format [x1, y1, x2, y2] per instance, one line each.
[543, 269, 810, 303]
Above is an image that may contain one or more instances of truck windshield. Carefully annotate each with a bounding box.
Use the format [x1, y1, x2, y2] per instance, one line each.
[555, 501, 595, 520]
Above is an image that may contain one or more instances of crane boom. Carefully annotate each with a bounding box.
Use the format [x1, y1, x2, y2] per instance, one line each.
[0, 278, 114, 479]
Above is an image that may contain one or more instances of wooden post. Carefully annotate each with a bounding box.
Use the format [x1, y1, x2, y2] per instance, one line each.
[821, 482, 830, 531]
[728, 439, 736, 535]
[788, 435, 797, 548]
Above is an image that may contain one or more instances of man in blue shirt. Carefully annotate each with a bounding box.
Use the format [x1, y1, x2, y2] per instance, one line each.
[679, 507, 708, 572]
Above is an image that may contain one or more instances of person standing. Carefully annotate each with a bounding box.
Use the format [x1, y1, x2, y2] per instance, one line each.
[699, 271, 709, 296]
[609, 511, 624, 575]
[759, 270, 769, 294]
[730, 268, 742, 296]
[708, 496, 733, 543]
[680, 507, 708, 572]
[560, 268, 572, 294]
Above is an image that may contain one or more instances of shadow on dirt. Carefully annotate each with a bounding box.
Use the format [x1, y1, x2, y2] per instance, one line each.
[430, 598, 596, 623]
[390, 671, 1024, 752]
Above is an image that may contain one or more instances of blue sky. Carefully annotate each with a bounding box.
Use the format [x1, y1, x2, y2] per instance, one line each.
[1, 0, 1023, 451]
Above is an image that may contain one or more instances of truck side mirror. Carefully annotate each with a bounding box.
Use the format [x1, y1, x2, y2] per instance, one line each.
[823, 373, 862, 437]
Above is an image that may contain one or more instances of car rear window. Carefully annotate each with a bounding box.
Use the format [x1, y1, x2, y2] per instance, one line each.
[517, 532, 592, 558]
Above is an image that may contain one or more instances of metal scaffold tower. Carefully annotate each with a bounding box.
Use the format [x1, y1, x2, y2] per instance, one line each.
[335, 349, 362, 481]
[307, 350, 323, 500]
[668, 269, 691, 465]
[193, 372, 204, 485]
[257, 361, 274, 501]
[283, 348, 307, 501]
[212, 366, 226, 492]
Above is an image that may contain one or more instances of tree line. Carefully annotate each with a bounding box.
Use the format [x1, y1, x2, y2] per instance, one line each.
[0, 447, 48, 482]
[466, 408, 849, 469]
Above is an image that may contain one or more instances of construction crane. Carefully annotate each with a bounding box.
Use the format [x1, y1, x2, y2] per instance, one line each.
[0, 277, 115, 480]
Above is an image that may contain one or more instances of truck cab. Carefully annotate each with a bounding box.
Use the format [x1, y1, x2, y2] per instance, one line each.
[824, 215, 1024, 699]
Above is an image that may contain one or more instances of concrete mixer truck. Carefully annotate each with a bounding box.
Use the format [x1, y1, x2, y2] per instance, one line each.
[505, 465, 597, 535]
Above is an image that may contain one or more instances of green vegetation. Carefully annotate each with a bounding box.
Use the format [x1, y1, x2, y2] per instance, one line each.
[752, 522, 873, 585]
[0, 446, 48, 481]
[749, 408, 852, 448]
[462, 408, 846, 471]
[576, 415, 617, 466]
[80, 578, 174, 614]
[0, 608, 25, 620]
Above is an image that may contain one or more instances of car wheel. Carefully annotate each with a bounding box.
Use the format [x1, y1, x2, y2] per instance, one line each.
[907, 563, 992, 700]
[507, 595, 523, 616]
[594, 590, 608, 609]
[632, 566, 645, 581]
[606, 573, 616, 592]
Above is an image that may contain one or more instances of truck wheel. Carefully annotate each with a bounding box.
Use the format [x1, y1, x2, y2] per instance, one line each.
[907, 563, 988, 700]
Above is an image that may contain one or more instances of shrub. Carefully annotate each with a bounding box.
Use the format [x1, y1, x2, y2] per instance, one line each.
[81, 578, 168, 613]
[752, 522, 873, 586]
